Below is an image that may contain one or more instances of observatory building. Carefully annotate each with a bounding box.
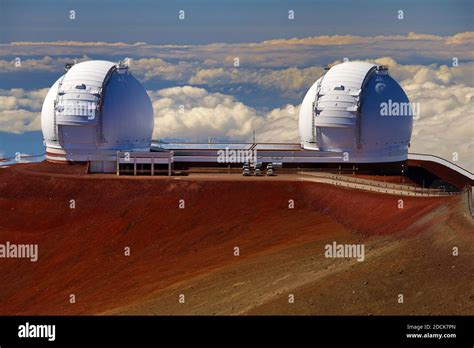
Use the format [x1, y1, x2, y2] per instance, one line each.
[41, 60, 154, 172]
[299, 61, 413, 163]
[38, 60, 472, 187]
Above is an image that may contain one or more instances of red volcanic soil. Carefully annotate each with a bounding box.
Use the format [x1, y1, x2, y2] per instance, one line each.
[0, 162, 472, 315]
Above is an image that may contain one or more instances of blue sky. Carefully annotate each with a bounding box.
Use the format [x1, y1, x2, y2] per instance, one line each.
[0, 0, 472, 44]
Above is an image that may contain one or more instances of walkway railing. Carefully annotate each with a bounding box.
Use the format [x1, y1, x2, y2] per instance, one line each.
[408, 153, 474, 180]
[116, 151, 174, 176]
[299, 171, 461, 197]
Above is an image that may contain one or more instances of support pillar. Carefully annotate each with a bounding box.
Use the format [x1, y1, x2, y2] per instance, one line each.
[116, 151, 120, 176]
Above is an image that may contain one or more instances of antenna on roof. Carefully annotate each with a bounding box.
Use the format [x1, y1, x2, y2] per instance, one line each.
[64, 63, 74, 72]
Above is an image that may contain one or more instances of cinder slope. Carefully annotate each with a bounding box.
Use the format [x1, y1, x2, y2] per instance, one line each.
[0, 162, 471, 315]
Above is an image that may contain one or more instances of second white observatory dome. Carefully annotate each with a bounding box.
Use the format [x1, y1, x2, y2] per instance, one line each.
[299, 61, 413, 163]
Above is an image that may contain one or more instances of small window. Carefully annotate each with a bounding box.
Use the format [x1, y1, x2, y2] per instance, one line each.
[75, 84, 86, 90]
[334, 85, 345, 91]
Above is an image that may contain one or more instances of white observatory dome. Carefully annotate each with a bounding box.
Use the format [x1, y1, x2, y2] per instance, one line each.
[299, 61, 413, 163]
[41, 60, 154, 164]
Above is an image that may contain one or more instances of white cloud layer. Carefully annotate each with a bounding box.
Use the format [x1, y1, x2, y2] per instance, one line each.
[1, 32, 473, 75]
[148, 86, 298, 142]
[0, 88, 47, 133]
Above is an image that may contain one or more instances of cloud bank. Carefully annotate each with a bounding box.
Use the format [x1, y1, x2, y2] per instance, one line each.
[148, 86, 298, 143]
[0, 88, 47, 133]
